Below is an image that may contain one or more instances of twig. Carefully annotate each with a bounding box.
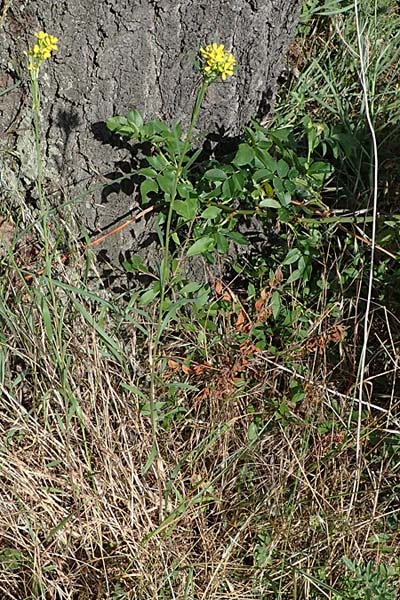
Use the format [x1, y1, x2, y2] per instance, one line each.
[338, 224, 397, 260]
[23, 205, 155, 281]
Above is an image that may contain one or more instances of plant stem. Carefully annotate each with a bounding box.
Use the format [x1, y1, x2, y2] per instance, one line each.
[159, 80, 208, 310]
[31, 73, 51, 272]
[149, 79, 208, 435]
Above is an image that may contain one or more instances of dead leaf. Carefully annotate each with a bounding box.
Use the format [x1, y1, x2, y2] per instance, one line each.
[215, 279, 223, 295]
[168, 359, 180, 371]
[328, 325, 346, 343]
[254, 289, 272, 322]
[273, 265, 283, 286]
[193, 362, 213, 376]
[236, 309, 251, 332]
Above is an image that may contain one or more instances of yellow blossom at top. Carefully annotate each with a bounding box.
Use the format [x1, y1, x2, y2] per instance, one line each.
[200, 42, 236, 81]
[26, 31, 58, 76]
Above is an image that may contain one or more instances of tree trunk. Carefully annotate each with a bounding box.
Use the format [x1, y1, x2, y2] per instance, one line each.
[0, 0, 300, 269]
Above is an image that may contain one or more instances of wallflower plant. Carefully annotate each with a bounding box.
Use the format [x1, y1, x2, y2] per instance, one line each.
[25, 31, 58, 270]
[108, 43, 237, 316]
[105, 42, 333, 459]
[106, 41, 237, 466]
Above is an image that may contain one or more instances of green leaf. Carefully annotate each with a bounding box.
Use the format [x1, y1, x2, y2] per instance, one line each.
[201, 206, 222, 219]
[106, 115, 127, 132]
[269, 128, 291, 142]
[276, 159, 289, 178]
[233, 143, 255, 166]
[287, 269, 301, 284]
[40, 295, 53, 342]
[261, 181, 274, 197]
[140, 178, 158, 202]
[184, 147, 203, 170]
[157, 169, 176, 195]
[270, 290, 281, 319]
[204, 168, 227, 181]
[123, 255, 150, 273]
[147, 153, 168, 171]
[232, 171, 245, 193]
[142, 443, 158, 476]
[331, 129, 358, 157]
[140, 401, 166, 417]
[259, 198, 281, 209]
[307, 163, 333, 186]
[120, 382, 147, 400]
[0, 548, 26, 571]
[255, 148, 277, 172]
[216, 232, 229, 253]
[284, 179, 297, 194]
[283, 248, 301, 265]
[139, 286, 160, 306]
[116, 125, 137, 137]
[187, 236, 215, 257]
[177, 182, 193, 199]
[180, 282, 203, 296]
[272, 176, 284, 195]
[194, 290, 211, 309]
[171, 232, 180, 245]
[127, 109, 144, 129]
[253, 168, 274, 183]
[106, 115, 139, 139]
[138, 167, 158, 178]
[247, 421, 259, 443]
[226, 231, 248, 245]
[222, 177, 235, 199]
[174, 197, 198, 221]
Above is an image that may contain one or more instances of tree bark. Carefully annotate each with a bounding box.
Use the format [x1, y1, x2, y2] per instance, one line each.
[0, 0, 300, 268]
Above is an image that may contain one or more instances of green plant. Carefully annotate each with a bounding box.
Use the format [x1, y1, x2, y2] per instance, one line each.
[334, 558, 399, 600]
[276, 0, 400, 208]
[25, 32, 59, 266]
[106, 109, 338, 347]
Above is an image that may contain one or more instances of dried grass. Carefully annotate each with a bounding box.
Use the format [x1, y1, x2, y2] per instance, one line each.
[0, 250, 398, 599]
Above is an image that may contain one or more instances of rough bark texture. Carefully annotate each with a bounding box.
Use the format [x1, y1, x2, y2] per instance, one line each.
[0, 0, 300, 274]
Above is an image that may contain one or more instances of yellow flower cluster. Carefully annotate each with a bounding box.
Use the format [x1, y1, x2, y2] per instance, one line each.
[200, 43, 236, 81]
[26, 31, 58, 75]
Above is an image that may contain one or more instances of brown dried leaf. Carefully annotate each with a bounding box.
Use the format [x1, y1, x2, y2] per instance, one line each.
[236, 309, 251, 332]
[193, 362, 212, 376]
[215, 279, 224, 295]
[328, 325, 346, 343]
[274, 265, 283, 286]
[168, 359, 181, 371]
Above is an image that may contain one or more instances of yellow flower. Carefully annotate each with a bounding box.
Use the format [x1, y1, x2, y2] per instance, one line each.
[200, 42, 236, 81]
[25, 31, 58, 75]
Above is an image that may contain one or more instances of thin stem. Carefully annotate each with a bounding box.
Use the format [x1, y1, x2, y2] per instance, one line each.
[149, 79, 208, 434]
[31, 75, 43, 202]
[159, 79, 208, 306]
[147, 78, 209, 523]
[31, 73, 51, 272]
